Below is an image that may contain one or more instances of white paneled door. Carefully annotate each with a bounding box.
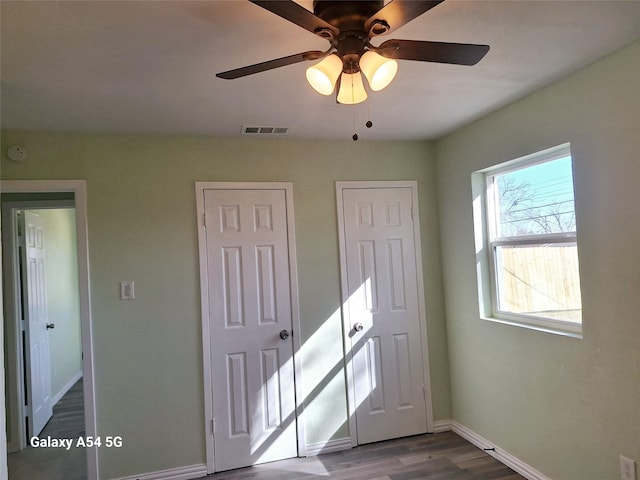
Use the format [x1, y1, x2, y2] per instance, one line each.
[204, 188, 298, 472]
[21, 211, 54, 438]
[339, 184, 429, 445]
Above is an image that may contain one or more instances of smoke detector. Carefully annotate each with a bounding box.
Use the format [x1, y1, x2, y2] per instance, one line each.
[7, 145, 27, 162]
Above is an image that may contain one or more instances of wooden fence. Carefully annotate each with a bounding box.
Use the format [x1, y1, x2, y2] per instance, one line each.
[498, 244, 582, 318]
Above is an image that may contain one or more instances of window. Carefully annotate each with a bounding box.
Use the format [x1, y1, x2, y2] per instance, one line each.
[475, 143, 582, 336]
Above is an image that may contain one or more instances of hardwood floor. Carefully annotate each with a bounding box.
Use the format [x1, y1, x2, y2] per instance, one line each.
[40, 378, 85, 440]
[8, 382, 525, 480]
[7, 378, 86, 480]
[208, 431, 525, 480]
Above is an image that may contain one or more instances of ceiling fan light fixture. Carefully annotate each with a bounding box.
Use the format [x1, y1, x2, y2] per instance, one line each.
[306, 54, 343, 95]
[337, 72, 368, 105]
[360, 51, 398, 91]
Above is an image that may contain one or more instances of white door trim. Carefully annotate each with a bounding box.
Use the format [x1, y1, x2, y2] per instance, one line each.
[0, 179, 99, 480]
[335, 180, 434, 447]
[195, 181, 305, 473]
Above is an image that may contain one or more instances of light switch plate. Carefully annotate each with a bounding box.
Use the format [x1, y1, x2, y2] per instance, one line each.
[120, 281, 135, 300]
[621, 455, 637, 480]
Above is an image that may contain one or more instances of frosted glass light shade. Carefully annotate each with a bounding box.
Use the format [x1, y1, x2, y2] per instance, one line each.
[360, 51, 398, 91]
[306, 54, 343, 95]
[337, 72, 368, 104]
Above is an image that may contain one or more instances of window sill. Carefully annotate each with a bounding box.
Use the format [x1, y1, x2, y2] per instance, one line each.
[480, 314, 583, 339]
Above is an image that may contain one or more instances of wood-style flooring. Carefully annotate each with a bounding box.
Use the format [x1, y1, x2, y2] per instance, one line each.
[208, 432, 525, 480]
[7, 380, 525, 480]
[7, 378, 86, 480]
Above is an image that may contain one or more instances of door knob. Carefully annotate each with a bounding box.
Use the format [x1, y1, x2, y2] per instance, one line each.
[46, 323, 55, 330]
[279, 329, 290, 340]
[353, 322, 364, 332]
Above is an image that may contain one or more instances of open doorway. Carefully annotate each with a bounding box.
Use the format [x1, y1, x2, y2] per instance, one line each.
[3, 204, 86, 479]
[1, 180, 98, 480]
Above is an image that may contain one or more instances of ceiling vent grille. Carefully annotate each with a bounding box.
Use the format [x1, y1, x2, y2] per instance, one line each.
[241, 125, 289, 135]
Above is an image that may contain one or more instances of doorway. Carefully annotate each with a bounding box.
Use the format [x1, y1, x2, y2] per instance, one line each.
[336, 181, 434, 446]
[4, 206, 83, 443]
[0, 180, 98, 480]
[196, 182, 305, 473]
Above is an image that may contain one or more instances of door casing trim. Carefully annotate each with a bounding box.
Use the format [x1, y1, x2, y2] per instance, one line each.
[0, 179, 98, 480]
[335, 180, 434, 447]
[195, 182, 305, 473]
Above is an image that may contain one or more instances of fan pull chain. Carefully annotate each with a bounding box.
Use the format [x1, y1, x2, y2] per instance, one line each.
[351, 65, 359, 141]
[352, 107, 358, 141]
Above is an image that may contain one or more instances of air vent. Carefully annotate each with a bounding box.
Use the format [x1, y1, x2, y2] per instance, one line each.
[241, 125, 289, 135]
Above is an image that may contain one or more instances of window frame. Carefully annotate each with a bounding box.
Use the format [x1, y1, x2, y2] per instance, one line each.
[476, 143, 583, 337]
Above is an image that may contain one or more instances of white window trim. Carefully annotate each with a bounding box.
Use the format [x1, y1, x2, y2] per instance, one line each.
[473, 143, 583, 338]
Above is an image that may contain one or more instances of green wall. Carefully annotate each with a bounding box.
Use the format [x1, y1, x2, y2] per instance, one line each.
[32, 208, 83, 399]
[1, 135, 449, 478]
[435, 40, 639, 479]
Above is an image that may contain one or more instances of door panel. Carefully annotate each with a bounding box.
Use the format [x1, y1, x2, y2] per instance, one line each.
[342, 187, 427, 444]
[205, 189, 297, 472]
[21, 211, 53, 437]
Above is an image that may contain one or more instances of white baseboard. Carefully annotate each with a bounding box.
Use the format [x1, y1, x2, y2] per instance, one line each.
[108, 424, 549, 480]
[304, 437, 352, 457]
[51, 370, 83, 406]
[449, 421, 551, 480]
[432, 419, 453, 433]
[111, 463, 208, 480]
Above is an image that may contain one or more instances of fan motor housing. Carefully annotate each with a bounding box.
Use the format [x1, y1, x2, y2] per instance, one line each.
[314, 1, 383, 73]
[313, 1, 383, 31]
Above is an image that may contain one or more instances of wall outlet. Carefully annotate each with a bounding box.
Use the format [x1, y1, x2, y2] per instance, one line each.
[621, 455, 637, 480]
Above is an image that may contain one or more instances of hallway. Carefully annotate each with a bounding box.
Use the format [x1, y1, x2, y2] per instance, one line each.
[7, 379, 85, 480]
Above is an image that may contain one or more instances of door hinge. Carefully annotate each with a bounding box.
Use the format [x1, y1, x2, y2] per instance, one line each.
[411, 207, 415, 221]
[211, 418, 215, 434]
[203, 213, 208, 228]
[423, 386, 427, 399]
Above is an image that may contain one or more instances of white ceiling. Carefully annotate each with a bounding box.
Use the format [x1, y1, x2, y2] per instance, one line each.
[1, 1, 639, 141]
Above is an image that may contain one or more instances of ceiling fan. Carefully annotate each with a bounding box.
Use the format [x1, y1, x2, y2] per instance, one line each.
[216, 0, 490, 105]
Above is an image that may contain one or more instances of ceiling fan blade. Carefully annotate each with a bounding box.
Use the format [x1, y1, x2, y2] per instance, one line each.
[378, 39, 490, 65]
[365, 1, 443, 35]
[250, 0, 339, 37]
[216, 51, 325, 80]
